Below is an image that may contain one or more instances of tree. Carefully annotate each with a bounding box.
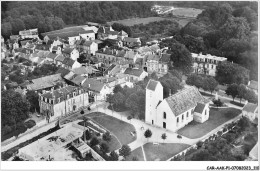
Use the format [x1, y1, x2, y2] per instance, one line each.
[168, 42, 193, 74]
[102, 131, 112, 142]
[196, 141, 203, 149]
[203, 77, 218, 94]
[186, 74, 204, 90]
[150, 72, 158, 80]
[127, 116, 132, 123]
[237, 84, 247, 103]
[1, 90, 30, 130]
[26, 90, 40, 113]
[85, 130, 92, 140]
[161, 133, 167, 143]
[213, 99, 223, 108]
[1, 22, 12, 39]
[90, 137, 100, 147]
[109, 151, 119, 161]
[119, 144, 131, 159]
[144, 129, 152, 142]
[113, 84, 123, 94]
[112, 92, 125, 108]
[225, 84, 239, 101]
[244, 89, 258, 103]
[100, 142, 110, 154]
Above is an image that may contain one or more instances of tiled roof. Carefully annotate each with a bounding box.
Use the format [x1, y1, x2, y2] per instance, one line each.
[83, 41, 94, 46]
[56, 67, 70, 77]
[160, 53, 171, 63]
[55, 54, 65, 62]
[82, 78, 105, 93]
[149, 44, 160, 52]
[118, 30, 128, 36]
[146, 79, 159, 91]
[63, 48, 74, 54]
[46, 52, 58, 60]
[27, 74, 63, 91]
[243, 103, 258, 113]
[165, 86, 208, 116]
[124, 68, 144, 77]
[194, 102, 206, 114]
[35, 44, 50, 51]
[62, 58, 75, 67]
[107, 30, 119, 35]
[248, 80, 258, 90]
[124, 51, 136, 59]
[72, 66, 98, 75]
[64, 71, 76, 81]
[71, 75, 86, 85]
[124, 37, 140, 43]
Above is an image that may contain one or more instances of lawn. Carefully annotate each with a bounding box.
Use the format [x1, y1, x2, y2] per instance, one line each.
[177, 107, 241, 139]
[107, 17, 169, 26]
[86, 112, 136, 146]
[125, 147, 144, 161]
[143, 143, 190, 161]
[171, 8, 203, 18]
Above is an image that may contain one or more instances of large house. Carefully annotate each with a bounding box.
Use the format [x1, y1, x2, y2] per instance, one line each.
[124, 68, 148, 82]
[192, 53, 227, 76]
[97, 26, 118, 40]
[62, 48, 79, 61]
[19, 29, 39, 39]
[123, 37, 141, 48]
[145, 53, 170, 74]
[145, 80, 210, 132]
[39, 85, 89, 122]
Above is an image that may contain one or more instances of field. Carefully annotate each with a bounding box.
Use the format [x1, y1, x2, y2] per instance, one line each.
[125, 147, 144, 161]
[170, 8, 203, 18]
[143, 143, 190, 161]
[107, 17, 169, 26]
[177, 107, 241, 139]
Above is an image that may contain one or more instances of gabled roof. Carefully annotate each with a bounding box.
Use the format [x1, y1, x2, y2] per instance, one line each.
[55, 54, 65, 62]
[35, 44, 50, 51]
[82, 78, 105, 93]
[62, 58, 75, 67]
[64, 71, 76, 81]
[118, 30, 128, 36]
[27, 74, 63, 91]
[46, 52, 58, 60]
[248, 80, 258, 90]
[72, 66, 98, 75]
[243, 103, 258, 113]
[124, 68, 144, 77]
[146, 79, 159, 91]
[56, 67, 70, 77]
[124, 37, 140, 43]
[160, 53, 171, 63]
[194, 102, 206, 114]
[165, 86, 208, 117]
[71, 75, 86, 85]
[63, 48, 74, 54]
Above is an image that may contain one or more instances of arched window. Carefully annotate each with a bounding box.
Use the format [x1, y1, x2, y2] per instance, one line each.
[163, 112, 166, 119]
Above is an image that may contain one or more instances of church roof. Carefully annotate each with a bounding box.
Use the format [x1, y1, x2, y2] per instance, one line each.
[165, 86, 208, 117]
[146, 79, 159, 91]
[194, 102, 206, 114]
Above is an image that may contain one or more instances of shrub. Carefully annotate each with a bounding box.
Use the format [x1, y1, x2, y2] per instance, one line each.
[100, 142, 110, 154]
[196, 141, 203, 149]
[24, 120, 36, 129]
[90, 137, 100, 147]
[109, 151, 119, 161]
[1, 125, 12, 135]
[223, 128, 227, 132]
[177, 135, 182, 139]
[102, 131, 112, 142]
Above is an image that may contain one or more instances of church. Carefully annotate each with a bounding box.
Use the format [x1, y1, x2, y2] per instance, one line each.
[145, 79, 211, 132]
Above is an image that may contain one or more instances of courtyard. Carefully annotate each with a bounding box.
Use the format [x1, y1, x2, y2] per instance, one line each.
[177, 107, 241, 139]
[82, 112, 136, 147]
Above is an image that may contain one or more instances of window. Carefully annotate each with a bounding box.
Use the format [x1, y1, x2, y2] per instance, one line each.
[163, 122, 166, 129]
[177, 117, 179, 123]
[152, 120, 154, 124]
[186, 112, 189, 118]
[212, 65, 213, 69]
[73, 99, 75, 104]
[182, 114, 184, 120]
[73, 92, 76, 97]
[163, 112, 166, 119]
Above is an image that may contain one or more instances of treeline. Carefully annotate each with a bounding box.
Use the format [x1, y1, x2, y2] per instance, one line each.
[1, 1, 156, 38]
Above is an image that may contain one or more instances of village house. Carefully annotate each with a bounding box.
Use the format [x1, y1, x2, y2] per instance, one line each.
[145, 80, 210, 132]
[26, 73, 65, 93]
[242, 102, 258, 123]
[39, 85, 89, 121]
[82, 78, 111, 102]
[46, 52, 58, 62]
[117, 30, 128, 41]
[78, 40, 98, 55]
[62, 58, 81, 70]
[72, 66, 99, 78]
[192, 53, 227, 76]
[54, 54, 66, 66]
[62, 48, 79, 61]
[19, 28, 39, 39]
[123, 37, 141, 48]
[97, 26, 118, 40]
[123, 68, 148, 82]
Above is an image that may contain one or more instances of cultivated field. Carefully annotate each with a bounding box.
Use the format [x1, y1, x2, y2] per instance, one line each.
[107, 17, 169, 26]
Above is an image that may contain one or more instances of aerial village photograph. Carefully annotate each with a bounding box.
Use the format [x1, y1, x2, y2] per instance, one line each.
[0, 1, 258, 170]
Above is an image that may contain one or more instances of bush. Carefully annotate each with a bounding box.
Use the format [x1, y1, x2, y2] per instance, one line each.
[24, 120, 36, 129]
[196, 141, 203, 149]
[102, 131, 112, 142]
[1, 125, 12, 135]
[90, 137, 100, 147]
[177, 135, 182, 139]
[223, 128, 227, 132]
[100, 142, 110, 154]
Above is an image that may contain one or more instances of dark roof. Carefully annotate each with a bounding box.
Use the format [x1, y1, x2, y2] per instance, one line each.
[55, 54, 65, 62]
[160, 53, 171, 63]
[46, 52, 58, 60]
[63, 48, 74, 54]
[243, 103, 258, 113]
[248, 80, 258, 90]
[27, 74, 63, 91]
[124, 37, 140, 43]
[194, 102, 206, 114]
[124, 68, 144, 77]
[107, 31, 119, 35]
[56, 67, 70, 77]
[146, 79, 159, 91]
[165, 86, 208, 117]
[35, 44, 50, 51]
[71, 75, 86, 85]
[62, 58, 75, 67]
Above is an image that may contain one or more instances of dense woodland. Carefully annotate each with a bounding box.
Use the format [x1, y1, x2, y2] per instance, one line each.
[1, 1, 156, 37]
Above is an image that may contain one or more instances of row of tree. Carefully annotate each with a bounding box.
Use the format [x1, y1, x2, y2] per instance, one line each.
[186, 74, 218, 94]
[225, 83, 257, 103]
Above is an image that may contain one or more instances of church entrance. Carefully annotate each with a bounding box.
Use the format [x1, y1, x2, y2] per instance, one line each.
[163, 122, 166, 129]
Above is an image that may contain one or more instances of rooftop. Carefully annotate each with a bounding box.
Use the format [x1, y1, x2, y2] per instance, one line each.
[165, 86, 209, 117]
[124, 68, 145, 77]
[243, 103, 258, 113]
[248, 80, 258, 90]
[27, 74, 63, 91]
[82, 78, 105, 93]
[191, 53, 227, 61]
[146, 79, 159, 91]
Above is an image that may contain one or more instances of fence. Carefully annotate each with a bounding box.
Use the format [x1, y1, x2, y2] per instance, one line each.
[167, 114, 242, 161]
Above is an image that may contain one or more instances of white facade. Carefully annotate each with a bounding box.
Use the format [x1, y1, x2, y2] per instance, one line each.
[70, 49, 80, 61]
[79, 32, 95, 41]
